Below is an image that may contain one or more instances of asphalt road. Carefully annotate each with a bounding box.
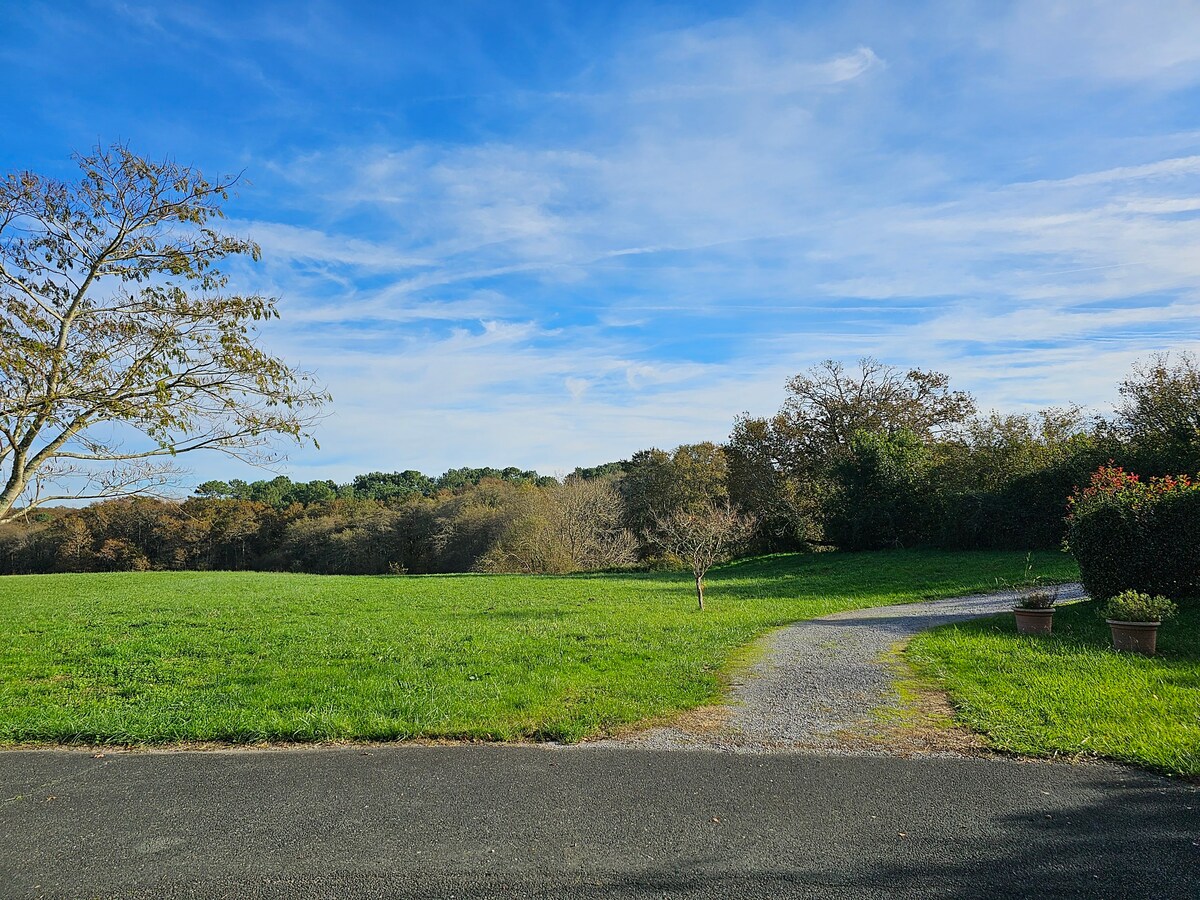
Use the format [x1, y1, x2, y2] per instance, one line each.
[1, 746, 1197, 899]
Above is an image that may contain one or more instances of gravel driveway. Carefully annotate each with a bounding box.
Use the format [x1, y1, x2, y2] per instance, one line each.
[601, 583, 1086, 755]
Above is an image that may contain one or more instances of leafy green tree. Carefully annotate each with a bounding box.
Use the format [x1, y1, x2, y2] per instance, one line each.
[827, 429, 932, 550]
[928, 407, 1111, 550]
[194, 480, 233, 499]
[779, 357, 975, 457]
[0, 145, 327, 523]
[726, 414, 821, 549]
[1116, 352, 1200, 474]
[435, 466, 546, 493]
[247, 475, 297, 507]
[286, 479, 338, 506]
[728, 359, 975, 548]
[620, 443, 729, 542]
[224, 480, 253, 500]
[570, 461, 628, 481]
[351, 470, 436, 501]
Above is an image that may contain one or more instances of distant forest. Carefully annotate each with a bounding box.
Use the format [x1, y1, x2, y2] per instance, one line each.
[2, 354, 1198, 576]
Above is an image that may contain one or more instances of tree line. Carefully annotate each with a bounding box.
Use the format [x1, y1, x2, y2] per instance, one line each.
[4, 149, 1196, 578]
[1, 353, 1197, 577]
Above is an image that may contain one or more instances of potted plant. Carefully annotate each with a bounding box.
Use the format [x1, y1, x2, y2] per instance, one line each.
[1101, 590, 1177, 656]
[1014, 588, 1058, 635]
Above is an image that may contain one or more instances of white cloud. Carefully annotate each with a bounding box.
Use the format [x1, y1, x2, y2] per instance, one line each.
[997, 1, 1200, 86]
[230, 220, 432, 269]
[1020, 156, 1200, 189]
[194, 7, 1200, 483]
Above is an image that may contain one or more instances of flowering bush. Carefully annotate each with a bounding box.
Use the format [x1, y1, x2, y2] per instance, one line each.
[1066, 465, 1200, 604]
[1066, 465, 1193, 510]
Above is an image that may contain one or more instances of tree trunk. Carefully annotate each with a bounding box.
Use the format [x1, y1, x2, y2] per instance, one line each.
[695, 575, 705, 610]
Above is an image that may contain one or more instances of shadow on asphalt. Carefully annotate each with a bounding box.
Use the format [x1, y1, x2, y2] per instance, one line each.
[291, 776, 1195, 900]
[1, 748, 1195, 899]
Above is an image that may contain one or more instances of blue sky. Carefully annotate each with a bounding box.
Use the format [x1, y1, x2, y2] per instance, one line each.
[4, 0, 1200, 485]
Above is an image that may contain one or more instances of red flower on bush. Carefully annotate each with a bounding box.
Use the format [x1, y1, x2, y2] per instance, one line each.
[1066, 463, 1200, 603]
[1068, 463, 1197, 519]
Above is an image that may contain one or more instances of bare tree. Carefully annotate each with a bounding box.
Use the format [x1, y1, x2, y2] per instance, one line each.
[650, 501, 756, 610]
[475, 476, 637, 574]
[0, 145, 328, 522]
[548, 476, 637, 571]
[781, 357, 976, 455]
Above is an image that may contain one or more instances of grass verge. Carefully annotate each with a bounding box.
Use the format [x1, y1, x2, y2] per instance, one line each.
[0, 549, 1076, 746]
[906, 599, 1200, 777]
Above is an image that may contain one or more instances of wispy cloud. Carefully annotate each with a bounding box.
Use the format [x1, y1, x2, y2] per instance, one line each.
[221, 6, 1200, 479]
[10, 2, 1200, 484]
[995, 0, 1200, 85]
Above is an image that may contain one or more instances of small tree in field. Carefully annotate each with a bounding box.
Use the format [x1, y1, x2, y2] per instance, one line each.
[650, 501, 756, 610]
[0, 145, 328, 522]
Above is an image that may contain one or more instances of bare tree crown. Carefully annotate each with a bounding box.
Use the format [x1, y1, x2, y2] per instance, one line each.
[650, 501, 756, 609]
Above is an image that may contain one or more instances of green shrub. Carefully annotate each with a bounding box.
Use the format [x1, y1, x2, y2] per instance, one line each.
[1101, 590, 1178, 623]
[827, 429, 932, 550]
[1066, 466, 1200, 604]
[1015, 589, 1057, 610]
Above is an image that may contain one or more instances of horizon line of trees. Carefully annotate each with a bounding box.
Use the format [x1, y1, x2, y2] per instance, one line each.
[2, 353, 1197, 578]
[192, 466, 559, 508]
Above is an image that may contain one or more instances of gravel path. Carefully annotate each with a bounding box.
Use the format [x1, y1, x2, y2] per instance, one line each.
[600, 583, 1086, 755]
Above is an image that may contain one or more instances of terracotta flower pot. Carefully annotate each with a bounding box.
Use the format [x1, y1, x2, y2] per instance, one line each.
[1106, 619, 1161, 656]
[1014, 608, 1055, 635]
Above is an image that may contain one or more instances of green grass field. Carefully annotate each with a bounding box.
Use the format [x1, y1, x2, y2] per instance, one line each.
[0, 549, 1075, 745]
[906, 600, 1200, 776]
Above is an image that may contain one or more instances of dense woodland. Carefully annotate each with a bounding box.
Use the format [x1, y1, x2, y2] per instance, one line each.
[2, 354, 1197, 576]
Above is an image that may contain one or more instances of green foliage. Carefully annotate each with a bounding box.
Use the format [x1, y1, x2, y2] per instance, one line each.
[1101, 590, 1177, 623]
[0, 550, 1075, 745]
[9, 352, 1200, 574]
[1116, 352, 1200, 473]
[779, 357, 976, 455]
[924, 407, 1111, 551]
[726, 358, 975, 551]
[827, 429, 932, 550]
[726, 414, 812, 551]
[435, 466, 549, 492]
[619, 443, 730, 546]
[0, 145, 328, 522]
[907, 599, 1200, 776]
[570, 461, 628, 481]
[196, 476, 341, 507]
[350, 470, 435, 502]
[1066, 466, 1200, 604]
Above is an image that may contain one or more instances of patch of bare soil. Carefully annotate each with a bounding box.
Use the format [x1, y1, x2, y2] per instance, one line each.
[596, 703, 732, 743]
[833, 642, 989, 756]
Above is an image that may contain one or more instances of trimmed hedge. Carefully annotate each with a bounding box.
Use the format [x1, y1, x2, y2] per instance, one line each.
[1066, 466, 1200, 604]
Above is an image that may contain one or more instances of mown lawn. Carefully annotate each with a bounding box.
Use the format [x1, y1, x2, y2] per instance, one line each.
[906, 600, 1200, 776]
[0, 549, 1076, 745]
